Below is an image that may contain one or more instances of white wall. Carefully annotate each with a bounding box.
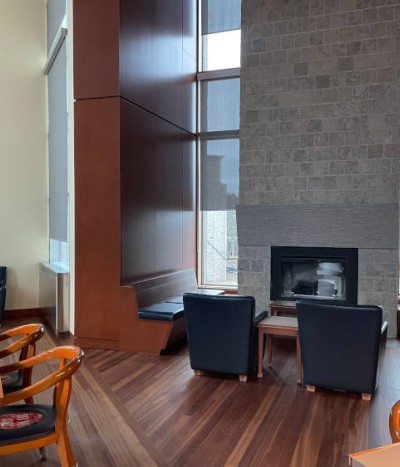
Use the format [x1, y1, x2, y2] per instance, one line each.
[0, 1, 48, 310]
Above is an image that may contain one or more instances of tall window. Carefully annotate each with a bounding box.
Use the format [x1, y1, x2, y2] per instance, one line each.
[46, 0, 69, 267]
[198, 0, 241, 287]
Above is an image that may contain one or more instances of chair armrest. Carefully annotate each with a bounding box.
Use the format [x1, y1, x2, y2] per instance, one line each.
[255, 310, 268, 324]
[381, 321, 388, 334]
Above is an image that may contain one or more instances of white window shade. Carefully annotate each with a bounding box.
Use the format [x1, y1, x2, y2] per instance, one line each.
[200, 138, 239, 211]
[48, 40, 68, 242]
[200, 78, 240, 132]
[201, 0, 241, 35]
[47, 0, 66, 52]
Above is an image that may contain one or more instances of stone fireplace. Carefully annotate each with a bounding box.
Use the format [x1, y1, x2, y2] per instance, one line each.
[237, 0, 400, 336]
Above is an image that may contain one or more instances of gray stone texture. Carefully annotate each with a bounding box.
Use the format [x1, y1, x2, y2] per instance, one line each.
[239, 0, 400, 336]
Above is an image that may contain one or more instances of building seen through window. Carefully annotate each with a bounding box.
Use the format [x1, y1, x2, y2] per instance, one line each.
[198, 0, 241, 287]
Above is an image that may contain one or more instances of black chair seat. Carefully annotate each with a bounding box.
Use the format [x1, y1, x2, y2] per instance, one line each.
[138, 302, 184, 321]
[1, 371, 23, 393]
[0, 404, 57, 445]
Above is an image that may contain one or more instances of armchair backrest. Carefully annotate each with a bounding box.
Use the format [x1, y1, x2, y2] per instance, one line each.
[0, 324, 46, 393]
[183, 293, 256, 375]
[0, 324, 45, 361]
[0, 346, 84, 412]
[0, 267, 7, 288]
[297, 300, 384, 394]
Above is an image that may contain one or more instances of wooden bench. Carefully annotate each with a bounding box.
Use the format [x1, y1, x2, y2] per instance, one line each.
[119, 269, 223, 355]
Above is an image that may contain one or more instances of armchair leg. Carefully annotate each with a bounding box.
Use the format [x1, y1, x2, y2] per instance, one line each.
[239, 375, 247, 382]
[362, 393, 372, 401]
[56, 430, 76, 467]
[39, 446, 47, 460]
[194, 370, 204, 376]
[306, 385, 316, 392]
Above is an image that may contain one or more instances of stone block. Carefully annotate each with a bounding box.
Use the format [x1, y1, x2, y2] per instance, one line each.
[293, 63, 308, 78]
[378, 6, 394, 22]
[281, 35, 295, 49]
[337, 57, 354, 71]
[347, 10, 363, 26]
[363, 8, 378, 24]
[288, 18, 302, 33]
[315, 133, 331, 146]
[302, 17, 317, 31]
[316, 75, 330, 89]
[300, 133, 315, 147]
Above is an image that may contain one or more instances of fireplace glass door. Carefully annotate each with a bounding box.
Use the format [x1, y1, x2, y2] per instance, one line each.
[281, 259, 346, 300]
[270, 246, 358, 304]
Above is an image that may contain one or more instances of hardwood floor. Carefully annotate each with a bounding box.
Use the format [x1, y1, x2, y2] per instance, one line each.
[1, 318, 399, 466]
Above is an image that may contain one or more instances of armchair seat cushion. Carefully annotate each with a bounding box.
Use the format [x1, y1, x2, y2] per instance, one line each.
[1, 371, 23, 393]
[0, 404, 56, 445]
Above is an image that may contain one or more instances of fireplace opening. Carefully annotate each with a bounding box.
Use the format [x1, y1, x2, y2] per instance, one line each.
[270, 246, 358, 304]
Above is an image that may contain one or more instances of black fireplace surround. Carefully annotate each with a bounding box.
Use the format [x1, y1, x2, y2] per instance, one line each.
[271, 246, 358, 304]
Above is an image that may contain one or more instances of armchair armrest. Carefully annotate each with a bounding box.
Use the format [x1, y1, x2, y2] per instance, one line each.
[0, 346, 83, 407]
[255, 310, 268, 324]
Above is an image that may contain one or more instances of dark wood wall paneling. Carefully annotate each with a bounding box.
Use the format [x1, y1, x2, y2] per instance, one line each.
[74, 98, 121, 343]
[73, 0, 120, 99]
[121, 101, 196, 283]
[120, 0, 197, 283]
[73, 0, 122, 344]
[73, 0, 197, 348]
[120, 0, 197, 134]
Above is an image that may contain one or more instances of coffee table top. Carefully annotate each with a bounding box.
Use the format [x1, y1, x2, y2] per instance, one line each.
[258, 316, 298, 328]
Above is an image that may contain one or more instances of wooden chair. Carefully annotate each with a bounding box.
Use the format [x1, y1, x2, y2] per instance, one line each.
[389, 399, 400, 443]
[0, 345, 84, 466]
[0, 323, 45, 403]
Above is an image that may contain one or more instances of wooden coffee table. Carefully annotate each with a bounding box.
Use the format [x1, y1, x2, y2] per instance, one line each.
[257, 316, 301, 384]
[270, 300, 297, 316]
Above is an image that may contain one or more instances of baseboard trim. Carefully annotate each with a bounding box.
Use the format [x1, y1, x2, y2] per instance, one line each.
[4, 308, 43, 318]
[74, 336, 120, 350]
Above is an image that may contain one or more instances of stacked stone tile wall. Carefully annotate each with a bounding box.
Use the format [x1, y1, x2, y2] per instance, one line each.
[238, 0, 400, 335]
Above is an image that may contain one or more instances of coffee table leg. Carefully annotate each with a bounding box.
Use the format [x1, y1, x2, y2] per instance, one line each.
[296, 335, 301, 384]
[267, 335, 273, 367]
[257, 329, 264, 378]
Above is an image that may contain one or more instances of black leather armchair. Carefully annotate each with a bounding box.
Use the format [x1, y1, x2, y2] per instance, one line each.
[183, 293, 267, 381]
[296, 300, 387, 400]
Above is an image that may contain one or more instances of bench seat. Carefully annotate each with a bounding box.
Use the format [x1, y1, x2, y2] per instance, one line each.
[164, 288, 224, 304]
[138, 302, 184, 321]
